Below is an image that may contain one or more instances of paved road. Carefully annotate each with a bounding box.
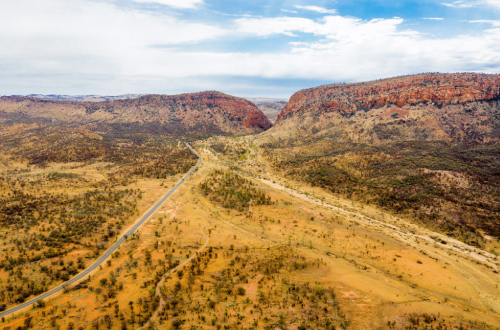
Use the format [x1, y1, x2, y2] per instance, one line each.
[0, 143, 202, 319]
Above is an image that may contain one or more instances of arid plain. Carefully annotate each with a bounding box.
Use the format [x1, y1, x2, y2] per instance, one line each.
[1, 73, 500, 329]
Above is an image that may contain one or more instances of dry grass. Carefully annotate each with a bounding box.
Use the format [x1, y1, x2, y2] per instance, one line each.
[2, 140, 500, 329]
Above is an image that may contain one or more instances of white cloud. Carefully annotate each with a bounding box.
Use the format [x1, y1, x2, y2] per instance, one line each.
[235, 17, 320, 37]
[209, 10, 259, 18]
[281, 9, 298, 14]
[442, 0, 500, 9]
[234, 16, 409, 41]
[484, 0, 500, 9]
[442, 1, 477, 8]
[469, 19, 500, 26]
[132, 0, 204, 9]
[295, 5, 337, 14]
[423, 17, 445, 20]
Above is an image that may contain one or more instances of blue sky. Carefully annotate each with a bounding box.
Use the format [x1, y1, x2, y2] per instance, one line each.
[0, 0, 499, 97]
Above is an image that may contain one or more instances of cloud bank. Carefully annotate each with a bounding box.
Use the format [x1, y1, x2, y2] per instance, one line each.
[132, 0, 204, 9]
[0, 0, 499, 96]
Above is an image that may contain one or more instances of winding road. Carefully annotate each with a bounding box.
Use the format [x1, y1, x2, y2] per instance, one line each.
[0, 143, 202, 319]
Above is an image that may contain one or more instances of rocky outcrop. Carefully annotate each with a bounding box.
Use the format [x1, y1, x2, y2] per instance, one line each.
[277, 73, 500, 122]
[274, 73, 500, 144]
[0, 91, 272, 135]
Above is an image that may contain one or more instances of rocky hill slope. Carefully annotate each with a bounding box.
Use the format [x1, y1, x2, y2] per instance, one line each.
[0, 91, 272, 136]
[260, 73, 500, 241]
[275, 73, 500, 144]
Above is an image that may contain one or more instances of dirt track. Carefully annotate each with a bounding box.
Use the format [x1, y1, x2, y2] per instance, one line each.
[143, 225, 210, 329]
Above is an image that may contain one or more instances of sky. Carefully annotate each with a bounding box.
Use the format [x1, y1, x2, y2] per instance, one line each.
[1, 0, 500, 98]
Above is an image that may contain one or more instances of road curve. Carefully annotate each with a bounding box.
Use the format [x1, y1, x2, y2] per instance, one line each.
[0, 143, 202, 319]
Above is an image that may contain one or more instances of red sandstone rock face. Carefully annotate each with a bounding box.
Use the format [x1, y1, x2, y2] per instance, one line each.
[272, 73, 500, 144]
[277, 73, 500, 123]
[0, 91, 272, 135]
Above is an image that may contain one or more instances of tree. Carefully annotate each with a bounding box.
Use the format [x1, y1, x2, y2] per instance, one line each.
[237, 287, 246, 296]
[172, 318, 184, 329]
[145, 250, 152, 265]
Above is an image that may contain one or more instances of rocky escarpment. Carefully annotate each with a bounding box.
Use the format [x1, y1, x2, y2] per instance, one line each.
[275, 73, 500, 144]
[0, 91, 272, 136]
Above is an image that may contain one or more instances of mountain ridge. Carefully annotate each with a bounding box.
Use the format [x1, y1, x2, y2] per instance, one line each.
[273, 73, 500, 145]
[10, 94, 143, 102]
[0, 91, 272, 136]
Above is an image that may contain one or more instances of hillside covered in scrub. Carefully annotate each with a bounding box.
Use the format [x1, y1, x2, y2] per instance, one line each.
[0, 91, 272, 137]
[259, 73, 500, 244]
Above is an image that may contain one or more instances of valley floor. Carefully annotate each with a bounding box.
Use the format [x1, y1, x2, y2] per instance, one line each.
[2, 140, 500, 329]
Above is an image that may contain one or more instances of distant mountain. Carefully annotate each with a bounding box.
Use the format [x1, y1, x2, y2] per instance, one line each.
[0, 91, 272, 136]
[245, 98, 288, 123]
[16, 94, 144, 102]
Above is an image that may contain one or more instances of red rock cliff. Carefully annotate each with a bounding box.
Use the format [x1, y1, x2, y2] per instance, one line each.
[277, 73, 500, 123]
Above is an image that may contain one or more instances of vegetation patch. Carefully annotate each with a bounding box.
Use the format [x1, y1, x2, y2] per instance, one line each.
[156, 246, 348, 330]
[199, 170, 272, 211]
[262, 140, 500, 243]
